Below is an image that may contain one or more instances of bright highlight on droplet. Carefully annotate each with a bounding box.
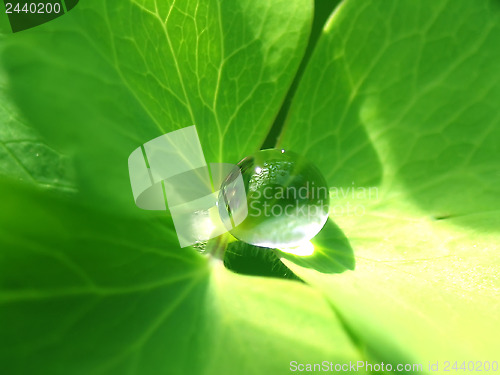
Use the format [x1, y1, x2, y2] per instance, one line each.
[278, 241, 315, 256]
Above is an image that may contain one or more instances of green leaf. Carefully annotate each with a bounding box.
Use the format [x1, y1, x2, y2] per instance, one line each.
[2, 0, 499, 372]
[0, 52, 73, 190]
[2, 0, 313, 214]
[280, 0, 500, 364]
[0, 180, 364, 375]
[0, 1, 370, 374]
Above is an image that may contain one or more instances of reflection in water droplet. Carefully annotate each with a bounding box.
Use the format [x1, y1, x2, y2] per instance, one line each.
[218, 149, 329, 248]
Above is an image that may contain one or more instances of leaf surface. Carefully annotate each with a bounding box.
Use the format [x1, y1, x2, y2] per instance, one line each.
[280, 0, 500, 364]
[0, 1, 368, 374]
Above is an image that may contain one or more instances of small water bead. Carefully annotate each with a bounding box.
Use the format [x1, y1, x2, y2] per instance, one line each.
[218, 149, 329, 248]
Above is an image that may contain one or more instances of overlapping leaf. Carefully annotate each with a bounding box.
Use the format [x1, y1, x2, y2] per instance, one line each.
[280, 0, 500, 364]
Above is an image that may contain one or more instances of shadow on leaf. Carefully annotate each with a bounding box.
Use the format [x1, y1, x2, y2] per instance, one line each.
[223, 241, 302, 281]
[275, 218, 354, 274]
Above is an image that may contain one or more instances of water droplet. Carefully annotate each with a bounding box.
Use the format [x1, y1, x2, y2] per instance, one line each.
[218, 149, 329, 248]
